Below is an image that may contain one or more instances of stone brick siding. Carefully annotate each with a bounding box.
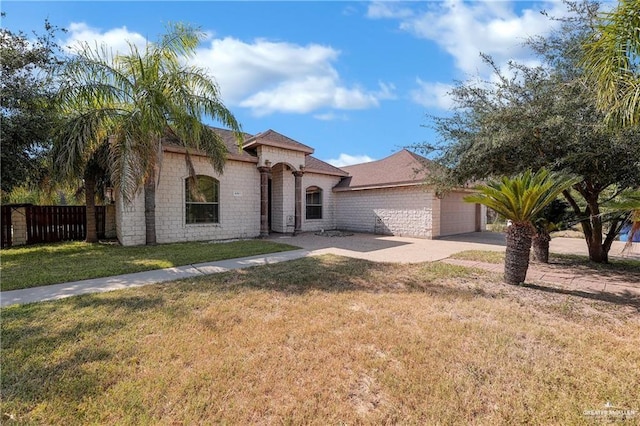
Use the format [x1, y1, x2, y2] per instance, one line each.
[116, 187, 146, 246]
[116, 152, 260, 246]
[301, 173, 341, 232]
[11, 207, 27, 246]
[258, 146, 305, 170]
[335, 186, 436, 238]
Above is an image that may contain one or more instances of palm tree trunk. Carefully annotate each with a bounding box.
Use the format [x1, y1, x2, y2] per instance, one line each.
[532, 228, 550, 263]
[504, 223, 533, 285]
[85, 175, 98, 243]
[144, 174, 157, 245]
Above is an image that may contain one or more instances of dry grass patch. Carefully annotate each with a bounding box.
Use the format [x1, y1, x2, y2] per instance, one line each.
[2, 255, 639, 424]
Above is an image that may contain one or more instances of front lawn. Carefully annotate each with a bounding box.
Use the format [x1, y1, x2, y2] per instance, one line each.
[2, 255, 638, 424]
[0, 240, 298, 291]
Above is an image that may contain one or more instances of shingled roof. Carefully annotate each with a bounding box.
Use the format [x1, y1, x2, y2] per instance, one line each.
[334, 149, 431, 191]
[162, 127, 257, 163]
[162, 127, 346, 174]
[305, 155, 349, 177]
[243, 129, 314, 154]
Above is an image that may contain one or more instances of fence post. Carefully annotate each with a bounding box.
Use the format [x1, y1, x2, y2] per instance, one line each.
[12, 207, 28, 246]
[105, 204, 116, 239]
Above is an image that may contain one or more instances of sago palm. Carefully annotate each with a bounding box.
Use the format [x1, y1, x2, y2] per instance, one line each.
[465, 169, 580, 285]
[54, 23, 242, 244]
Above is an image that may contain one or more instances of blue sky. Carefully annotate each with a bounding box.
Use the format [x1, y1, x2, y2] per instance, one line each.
[3, 1, 584, 166]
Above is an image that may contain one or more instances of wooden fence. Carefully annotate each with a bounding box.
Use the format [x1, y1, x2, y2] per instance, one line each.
[1, 205, 106, 248]
[1, 205, 12, 248]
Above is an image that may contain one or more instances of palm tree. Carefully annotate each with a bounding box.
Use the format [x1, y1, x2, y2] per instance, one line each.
[531, 199, 572, 264]
[54, 23, 242, 244]
[582, 0, 640, 127]
[465, 169, 580, 285]
[603, 189, 640, 252]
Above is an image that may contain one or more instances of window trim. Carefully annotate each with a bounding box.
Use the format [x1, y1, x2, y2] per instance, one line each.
[185, 175, 220, 225]
[305, 186, 323, 220]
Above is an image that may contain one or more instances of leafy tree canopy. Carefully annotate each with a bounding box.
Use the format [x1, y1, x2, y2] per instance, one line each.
[417, 1, 640, 263]
[0, 14, 66, 194]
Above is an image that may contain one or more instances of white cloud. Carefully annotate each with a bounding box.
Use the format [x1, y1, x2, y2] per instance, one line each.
[326, 153, 375, 167]
[370, 0, 571, 110]
[410, 79, 455, 110]
[393, 0, 569, 76]
[366, 1, 414, 19]
[194, 37, 395, 116]
[63, 22, 148, 54]
[61, 24, 394, 117]
[313, 112, 349, 121]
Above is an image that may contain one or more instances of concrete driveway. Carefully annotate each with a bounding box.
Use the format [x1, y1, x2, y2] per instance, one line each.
[3, 231, 637, 307]
[269, 231, 640, 263]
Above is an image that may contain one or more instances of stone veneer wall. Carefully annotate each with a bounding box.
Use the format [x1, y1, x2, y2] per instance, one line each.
[116, 152, 260, 246]
[10, 207, 27, 246]
[301, 173, 342, 232]
[257, 146, 305, 169]
[116, 187, 146, 246]
[335, 186, 437, 238]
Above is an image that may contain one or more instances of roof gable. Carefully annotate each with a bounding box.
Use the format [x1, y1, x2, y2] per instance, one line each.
[305, 156, 349, 177]
[334, 149, 432, 191]
[243, 129, 314, 154]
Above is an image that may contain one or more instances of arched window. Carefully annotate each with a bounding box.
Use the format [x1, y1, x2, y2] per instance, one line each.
[306, 186, 322, 220]
[185, 175, 219, 224]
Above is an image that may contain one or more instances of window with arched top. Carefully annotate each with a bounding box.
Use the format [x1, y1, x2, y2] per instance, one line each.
[185, 175, 219, 224]
[306, 186, 322, 220]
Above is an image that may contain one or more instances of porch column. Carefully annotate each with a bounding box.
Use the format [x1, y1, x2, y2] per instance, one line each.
[293, 170, 304, 235]
[258, 166, 271, 237]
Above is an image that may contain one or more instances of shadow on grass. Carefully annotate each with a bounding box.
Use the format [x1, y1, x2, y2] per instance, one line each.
[1, 295, 167, 418]
[521, 282, 640, 310]
[548, 253, 640, 273]
[1, 316, 126, 415]
[170, 255, 497, 302]
[173, 254, 640, 311]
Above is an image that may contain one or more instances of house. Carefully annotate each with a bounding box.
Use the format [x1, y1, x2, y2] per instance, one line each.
[115, 128, 485, 246]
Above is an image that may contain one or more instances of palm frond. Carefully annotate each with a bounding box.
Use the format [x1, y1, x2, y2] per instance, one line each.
[465, 169, 581, 224]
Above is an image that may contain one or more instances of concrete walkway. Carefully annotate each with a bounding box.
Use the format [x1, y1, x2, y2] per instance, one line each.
[2, 232, 638, 307]
[1, 250, 311, 307]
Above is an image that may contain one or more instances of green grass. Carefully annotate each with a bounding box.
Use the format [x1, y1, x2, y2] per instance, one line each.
[449, 250, 506, 264]
[2, 255, 638, 424]
[0, 240, 298, 291]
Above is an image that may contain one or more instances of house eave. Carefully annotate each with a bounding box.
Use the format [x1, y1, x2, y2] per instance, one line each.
[304, 168, 349, 177]
[163, 144, 258, 164]
[333, 182, 479, 192]
[333, 181, 426, 192]
[243, 139, 314, 154]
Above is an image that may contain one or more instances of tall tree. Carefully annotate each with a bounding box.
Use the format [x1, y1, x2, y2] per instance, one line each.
[55, 23, 242, 245]
[0, 15, 65, 194]
[582, 0, 640, 127]
[465, 169, 579, 285]
[419, 2, 640, 263]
